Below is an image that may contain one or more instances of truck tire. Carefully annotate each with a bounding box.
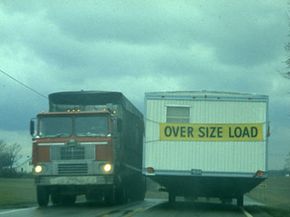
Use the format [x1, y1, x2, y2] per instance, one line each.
[237, 195, 244, 207]
[130, 182, 146, 201]
[115, 187, 128, 204]
[105, 187, 127, 205]
[37, 186, 49, 207]
[104, 190, 115, 205]
[138, 179, 146, 201]
[138, 188, 146, 201]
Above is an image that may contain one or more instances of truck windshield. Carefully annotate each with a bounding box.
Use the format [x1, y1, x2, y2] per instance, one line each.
[75, 116, 108, 137]
[39, 117, 72, 137]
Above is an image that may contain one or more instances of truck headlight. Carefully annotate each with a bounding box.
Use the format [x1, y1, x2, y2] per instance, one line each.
[34, 165, 43, 174]
[102, 163, 112, 173]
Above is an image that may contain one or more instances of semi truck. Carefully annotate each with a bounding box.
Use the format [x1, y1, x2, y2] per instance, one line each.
[143, 91, 269, 206]
[30, 91, 145, 207]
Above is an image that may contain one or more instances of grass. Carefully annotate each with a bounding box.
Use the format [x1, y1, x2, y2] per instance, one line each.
[247, 176, 290, 216]
[0, 178, 36, 208]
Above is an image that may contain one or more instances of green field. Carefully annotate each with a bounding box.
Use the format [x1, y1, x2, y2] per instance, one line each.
[247, 176, 290, 216]
[0, 178, 36, 208]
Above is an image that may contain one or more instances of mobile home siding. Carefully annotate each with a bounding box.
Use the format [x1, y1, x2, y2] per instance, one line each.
[144, 92, 268, 176]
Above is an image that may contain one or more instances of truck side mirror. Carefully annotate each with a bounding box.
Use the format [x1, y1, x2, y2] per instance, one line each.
[30, 119, 35, 136]
[117, 118, 123, 132]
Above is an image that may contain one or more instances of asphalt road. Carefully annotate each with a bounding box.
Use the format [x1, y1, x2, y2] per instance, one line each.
[0, 197, 270, 217]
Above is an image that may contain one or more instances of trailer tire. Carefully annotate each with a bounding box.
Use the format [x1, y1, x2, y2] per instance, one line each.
[221, 198, 233, 204]
[37, 186, 49, 207]
[168, 192, 176, 204]
[237, 195, 244, 207]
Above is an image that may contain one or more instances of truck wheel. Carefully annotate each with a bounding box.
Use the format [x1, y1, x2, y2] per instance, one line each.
[168, 192, 176, 204]
[104, 190, 115, 205]
[116, 187, 128, 204]
[138, 188, 146, 201]
[37, 186, 49, 207]
[136, 176, 146, 201]
[130, 183, 146, 201]
[237, 195, 244, 207]
[138, 179, 146, 201]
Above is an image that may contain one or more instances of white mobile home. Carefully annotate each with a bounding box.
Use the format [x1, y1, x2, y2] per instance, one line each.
[143, 91, 269, 206]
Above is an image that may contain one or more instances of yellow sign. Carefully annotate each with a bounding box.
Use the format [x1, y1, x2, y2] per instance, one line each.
[160, 123, 264, 142]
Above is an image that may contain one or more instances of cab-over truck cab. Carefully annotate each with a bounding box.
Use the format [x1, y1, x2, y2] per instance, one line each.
[31, 91, 145, 207]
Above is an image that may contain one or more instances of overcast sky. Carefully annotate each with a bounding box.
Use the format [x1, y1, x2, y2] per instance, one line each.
[0, 0, 289, 169]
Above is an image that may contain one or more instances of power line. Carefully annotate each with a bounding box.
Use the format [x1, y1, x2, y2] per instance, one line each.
[0, 68, 47, 99]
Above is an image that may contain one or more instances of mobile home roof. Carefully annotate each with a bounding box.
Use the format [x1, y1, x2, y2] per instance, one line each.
[145, 91, 268, 102]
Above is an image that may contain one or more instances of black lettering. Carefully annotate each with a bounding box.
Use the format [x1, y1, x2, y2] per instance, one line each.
[180, 127, 186, 137]
[229, 126, 259, 139]
[187, 127, 194, 137]
[235, 127, 242, 138]
[198, 127, 206, 137]
[243, 127, 250, 137]
[217, 127, 223, 138]
[209, 127, 215, 137]
[172, 126, 179, 137]
[251, 127, 258, 137]
[164, 126, 172, 137]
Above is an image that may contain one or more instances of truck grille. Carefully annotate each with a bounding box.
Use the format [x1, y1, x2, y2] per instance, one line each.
[60, 146, 85, 160]
[51, 144, 95, 160]
[58, 163, 88, 175]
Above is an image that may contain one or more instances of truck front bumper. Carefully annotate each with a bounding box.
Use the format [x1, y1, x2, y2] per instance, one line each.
[35, 175, 114, 186]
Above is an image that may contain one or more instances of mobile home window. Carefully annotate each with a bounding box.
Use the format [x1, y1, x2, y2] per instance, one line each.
[166, 106, 190, 123]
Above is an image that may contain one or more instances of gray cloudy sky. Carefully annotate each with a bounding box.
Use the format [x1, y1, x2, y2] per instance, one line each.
[0, 0, 289, 169]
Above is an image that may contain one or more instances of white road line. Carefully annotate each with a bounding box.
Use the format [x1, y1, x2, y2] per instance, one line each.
[0, 207, 36, 215]
[241, 207, 253, 217]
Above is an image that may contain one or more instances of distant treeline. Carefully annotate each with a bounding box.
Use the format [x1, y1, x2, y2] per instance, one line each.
[0, 169, 33, 178]
[268, 169, 289, 177]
